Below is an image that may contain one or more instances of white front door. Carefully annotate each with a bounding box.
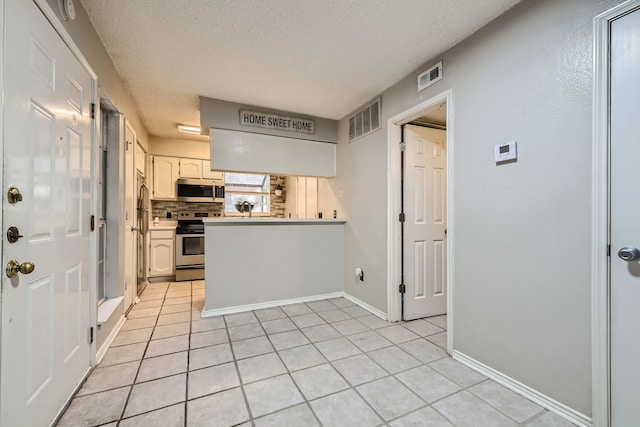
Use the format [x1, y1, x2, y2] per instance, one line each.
[1, 0, 94, 425]
[124, 121, 137, 309]
[610, 6, 640, 426]
[403, 125, 447, 320]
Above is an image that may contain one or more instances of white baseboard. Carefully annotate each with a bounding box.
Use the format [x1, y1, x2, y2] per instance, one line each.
[96, 314, 126, 364]
[201, 292, 344, 318]
[341, 292, 388, 320]
[452, 350, 592, 427]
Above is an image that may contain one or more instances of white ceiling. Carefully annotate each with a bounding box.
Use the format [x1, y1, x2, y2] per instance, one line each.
[79, 0, 520, 140]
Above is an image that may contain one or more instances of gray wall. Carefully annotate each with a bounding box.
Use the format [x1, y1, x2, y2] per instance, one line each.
[336, 0, 624, 417]
[43, 0, 149, 148]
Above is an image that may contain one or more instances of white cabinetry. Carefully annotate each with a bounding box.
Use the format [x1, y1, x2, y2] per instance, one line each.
[152, 156, 224, 199]
[149, 229, 175, 277]
[286, 176, 318, 218]
[152, 156, 179, 199]
[179, 158, 202, 178]
[202, 160, 224, 180]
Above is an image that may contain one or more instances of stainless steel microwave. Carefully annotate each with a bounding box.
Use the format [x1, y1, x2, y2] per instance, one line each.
[176, 178, 225, 203]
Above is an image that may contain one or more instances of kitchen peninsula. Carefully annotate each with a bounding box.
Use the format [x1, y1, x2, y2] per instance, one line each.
[201, 218, 345, 316]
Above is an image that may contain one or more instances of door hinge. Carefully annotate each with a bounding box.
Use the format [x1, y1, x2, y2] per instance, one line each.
[90, 103, 96, 120]
[89, 326, 94, 344]
[90, 215, 95, 231]
[399, 140, 406, 152]
[399, 283, 406, 293]
[607, 244, 611, 257]
[399, 213, 405, 222]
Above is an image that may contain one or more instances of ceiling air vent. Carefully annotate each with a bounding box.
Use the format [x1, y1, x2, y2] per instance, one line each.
[348, 97, 381, 143]
[417, 61, 443, 92]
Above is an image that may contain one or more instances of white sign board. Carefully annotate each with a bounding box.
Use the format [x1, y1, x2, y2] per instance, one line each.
[240, 110, 315, 134]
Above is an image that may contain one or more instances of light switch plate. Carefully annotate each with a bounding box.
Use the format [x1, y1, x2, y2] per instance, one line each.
[495, 141, 517, 163]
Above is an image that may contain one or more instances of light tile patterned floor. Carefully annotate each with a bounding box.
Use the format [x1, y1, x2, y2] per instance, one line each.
[57, 281, 576, 427]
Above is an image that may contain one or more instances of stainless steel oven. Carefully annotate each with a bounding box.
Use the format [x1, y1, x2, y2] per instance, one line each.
[175, 211, 219, 281]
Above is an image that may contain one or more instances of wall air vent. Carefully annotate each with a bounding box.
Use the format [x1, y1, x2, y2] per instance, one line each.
[417, 61, 443, 92]
[348, 97, 381, 143]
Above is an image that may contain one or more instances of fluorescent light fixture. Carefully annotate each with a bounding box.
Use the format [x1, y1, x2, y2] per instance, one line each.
[177, 124, 201, 134]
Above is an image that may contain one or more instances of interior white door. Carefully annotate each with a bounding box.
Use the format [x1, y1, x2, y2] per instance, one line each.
[403, 125, 447, 320]
[124, 121, 137, 309]
[610, 7, 640, 426]
[1, 1, 93, 425]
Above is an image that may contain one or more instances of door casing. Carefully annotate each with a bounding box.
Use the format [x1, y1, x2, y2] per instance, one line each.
[592, 1, 640, 426]
[386, 89, 453, 354]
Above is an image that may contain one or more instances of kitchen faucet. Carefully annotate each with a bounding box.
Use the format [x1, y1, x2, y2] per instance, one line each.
[242, 201, 252, 218]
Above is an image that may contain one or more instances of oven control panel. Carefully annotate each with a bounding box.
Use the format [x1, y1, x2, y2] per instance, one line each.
[177, 211, 221, 220]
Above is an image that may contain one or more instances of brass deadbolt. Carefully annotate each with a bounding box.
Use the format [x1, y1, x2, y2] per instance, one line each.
[6, 260, 35, 278]
[7, 187, 23, 204]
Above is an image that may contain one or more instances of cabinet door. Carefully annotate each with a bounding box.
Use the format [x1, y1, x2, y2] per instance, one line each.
[296, 177, 306, 218]
[285, 176, 298, 218]
[306, 177, 318, 218]
[179, 158, 202, 178]
[202, 160, 224, 180]
[153, 156, 179, 199]
[149, 238, 175, 276]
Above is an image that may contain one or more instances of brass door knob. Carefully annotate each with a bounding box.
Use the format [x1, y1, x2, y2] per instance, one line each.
[6, 260, 35, 278]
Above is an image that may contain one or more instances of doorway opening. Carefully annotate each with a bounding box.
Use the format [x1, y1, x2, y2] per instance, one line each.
[96, 97, 125, 327]
[386, 90, 453, 354]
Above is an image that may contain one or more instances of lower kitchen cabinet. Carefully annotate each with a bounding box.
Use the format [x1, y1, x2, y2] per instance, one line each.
[149, 229, 175, 277]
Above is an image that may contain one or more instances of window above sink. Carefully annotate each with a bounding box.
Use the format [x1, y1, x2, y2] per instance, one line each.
[224, 172, 270, 215]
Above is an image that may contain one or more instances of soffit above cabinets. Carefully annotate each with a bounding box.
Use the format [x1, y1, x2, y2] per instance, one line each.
[210, 128, 336, 177]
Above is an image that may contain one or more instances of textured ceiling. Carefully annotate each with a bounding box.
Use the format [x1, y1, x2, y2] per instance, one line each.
[79, 0, 520, 140]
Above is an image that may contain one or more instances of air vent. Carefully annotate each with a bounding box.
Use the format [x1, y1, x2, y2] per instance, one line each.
[348, 97, 381, 143]
[417, 61, 443, 92]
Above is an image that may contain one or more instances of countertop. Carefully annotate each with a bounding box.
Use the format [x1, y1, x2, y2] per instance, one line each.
[150, 221, 177, 230]
[202, 218, 346, 225]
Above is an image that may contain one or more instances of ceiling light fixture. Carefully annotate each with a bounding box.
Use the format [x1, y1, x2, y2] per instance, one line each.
[177, 124, 201, 134]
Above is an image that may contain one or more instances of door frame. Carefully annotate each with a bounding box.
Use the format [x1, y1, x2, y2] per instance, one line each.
[386, 89, 453, 352]
[593, 1, 640, 426]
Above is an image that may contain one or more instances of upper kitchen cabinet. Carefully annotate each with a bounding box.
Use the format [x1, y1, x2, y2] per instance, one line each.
[153, 156, 179, 199]
[202, 160, 224, 180]
[179, 158, 202, 179]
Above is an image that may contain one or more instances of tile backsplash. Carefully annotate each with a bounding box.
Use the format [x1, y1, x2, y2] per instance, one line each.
[151, 175, 286, 219]
[151, 201, 223, 219]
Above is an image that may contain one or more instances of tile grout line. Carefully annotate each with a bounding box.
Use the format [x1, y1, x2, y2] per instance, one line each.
[184, 280, 193, 427]
[223, 311, 256, 425]
[115, 284, 167, 425]
[253, 308, 325, 426]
